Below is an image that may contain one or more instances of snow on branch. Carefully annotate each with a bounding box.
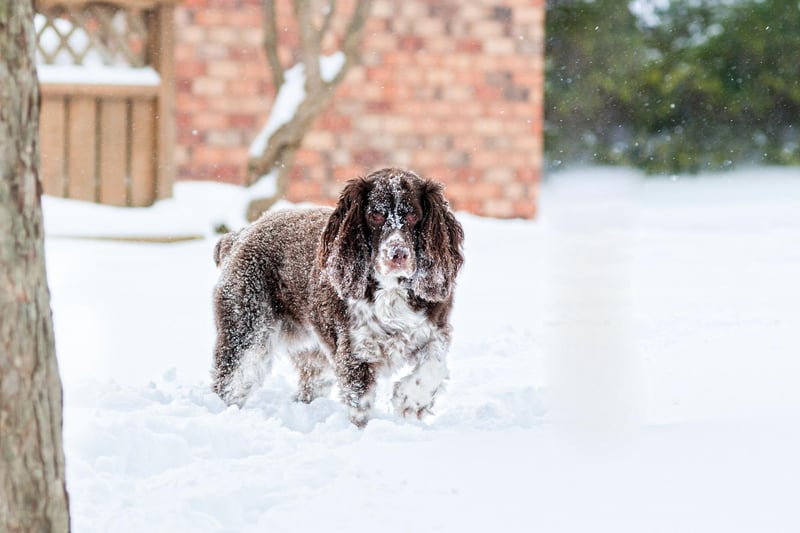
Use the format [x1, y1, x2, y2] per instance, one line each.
[245, 0, 373, 221]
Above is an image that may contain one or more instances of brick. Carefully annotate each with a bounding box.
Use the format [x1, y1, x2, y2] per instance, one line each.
[178, 26, 206, 44]
[412, 150, 443, 167]
[293, 150, 322, 166]
[459, 4, 486, 21]
[207, 130, 244, 147]
[441, 85, 473, 101]
[237, 29, 264, 47]
[455, 38, 483, 54]
[390, 150, 413, 167]
[469, 20, 505, 39]
[513, 135, 540, 151]
[442, 54, 474, 70]
[366, 100, 393, 113]
[229, 114, 259, 130]
[455, 199, 483, 214]
[303, 130, 336, 150]
[514, 6, 546, 24]
[426, 68, 455, 85]
[175, 43, 198, 62]
[482, 198, 514, 218]
[451, 133, 481, 150]
[366, 32, 399, 52]
[474, 85, 504, 101]
[176, 93, 209, 112]
[366, 67, 395, 84]
[485, 38, 516, 55]
[207, 61, 241, 78]
[354, 149, 385, 167]
[412, 17, 445, 37]
[317, 114, 351, 131]
[226, 8, 264, 29]
[445, 151, 471, 167]
[512, 200, 537, 219]
[193, 146, 234, 165]
[192, 112, 229, 130]
[330, 149, 351, 166]
[192, 77, 226, 95]
[371, 0, 395, 18]
[212, 164, 242, 183]
[195, 9, 226, 26]
[197, 43, 230, 60]
[425, 37, 457, 54]
[208, 27, 241, 46]
[484, 167, 514, 183]
[473, 118, 505, 136]
[398, 35, 424, 52]
[176, 62, 207, 78]
[383, 116, 414, 134]
[400, 1, 427, 18]
[356, 132, 391, 151]
[227, 79, 261, 95]
[333, 165, 363, 181]
[286, 180, 323, 202]
[503, 182, 528, 200]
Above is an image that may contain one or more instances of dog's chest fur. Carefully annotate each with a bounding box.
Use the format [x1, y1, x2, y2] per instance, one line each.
[347, 284, 431, 369]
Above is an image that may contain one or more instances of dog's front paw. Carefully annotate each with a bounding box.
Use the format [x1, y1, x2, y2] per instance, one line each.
[391, 376, 440, 420]
[344, 389, 375, 428]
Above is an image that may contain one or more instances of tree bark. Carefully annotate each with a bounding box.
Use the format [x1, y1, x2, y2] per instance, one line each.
[246, 0, 373, 221]
[0, 1, 71, 531]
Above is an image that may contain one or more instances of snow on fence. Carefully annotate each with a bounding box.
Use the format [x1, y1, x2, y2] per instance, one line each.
[35, 0, 177, 206]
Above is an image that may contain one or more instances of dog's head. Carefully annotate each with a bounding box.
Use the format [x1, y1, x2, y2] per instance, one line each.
[319, 168, 464, 302]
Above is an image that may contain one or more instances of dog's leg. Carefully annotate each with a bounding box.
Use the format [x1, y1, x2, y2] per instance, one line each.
[213, 337, 272, 407]
[293, 349, 335, 403]
[392, 335, 449, 419]
[212, 274, 275, 407]
[335, 356, 377, 428]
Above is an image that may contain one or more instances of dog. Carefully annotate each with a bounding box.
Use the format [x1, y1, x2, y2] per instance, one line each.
[211, 168, 464, 426]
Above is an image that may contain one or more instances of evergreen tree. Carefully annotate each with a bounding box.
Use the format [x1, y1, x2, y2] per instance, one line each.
[546, 0, 800, 173]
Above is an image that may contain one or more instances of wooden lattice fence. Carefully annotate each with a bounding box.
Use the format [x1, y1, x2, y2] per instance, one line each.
[35, 0, 177, 206]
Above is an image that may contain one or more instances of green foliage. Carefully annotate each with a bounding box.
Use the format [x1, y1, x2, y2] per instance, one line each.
[546, 0, 800, 174]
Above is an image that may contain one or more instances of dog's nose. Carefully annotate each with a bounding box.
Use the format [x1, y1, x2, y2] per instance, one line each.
[389, 247, 410, 266]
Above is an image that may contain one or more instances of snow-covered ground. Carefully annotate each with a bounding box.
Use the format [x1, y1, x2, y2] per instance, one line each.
[43, 167, 800, 532]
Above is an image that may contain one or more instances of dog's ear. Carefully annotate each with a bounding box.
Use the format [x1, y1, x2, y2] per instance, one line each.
[318, 177, 372, 299]
[412, 179, 464, 302]
[213, 231, 236, 268]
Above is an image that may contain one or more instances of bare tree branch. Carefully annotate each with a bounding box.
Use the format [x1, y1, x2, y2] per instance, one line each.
[293, 0, 323, 93]
[319, 0, 337, 42]
[262, 0, 284, 89]
[246, 0, 374, 220]
[327, 0, 372, 87]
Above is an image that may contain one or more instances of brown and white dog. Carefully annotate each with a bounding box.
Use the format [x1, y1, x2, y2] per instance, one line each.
[211, 168, 464, 426]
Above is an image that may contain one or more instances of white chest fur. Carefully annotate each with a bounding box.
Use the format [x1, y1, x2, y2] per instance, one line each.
[348, 282, 433, 369]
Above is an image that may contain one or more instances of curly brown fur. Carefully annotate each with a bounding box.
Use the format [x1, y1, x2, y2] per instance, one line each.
[211, 168, 464, 426]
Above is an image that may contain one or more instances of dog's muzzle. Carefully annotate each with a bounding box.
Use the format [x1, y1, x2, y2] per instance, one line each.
[378, 232, 415, 276]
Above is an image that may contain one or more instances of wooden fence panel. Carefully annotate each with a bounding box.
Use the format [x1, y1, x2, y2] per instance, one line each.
[36, 0, 177, 207]
[99, 99, 129, 206]
[40, 96, 66, 197]
[67, 96, 97, 202]
[130, 98, 156, 207]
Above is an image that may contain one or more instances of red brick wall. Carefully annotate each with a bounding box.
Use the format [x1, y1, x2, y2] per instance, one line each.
[174, 0, 544, 218]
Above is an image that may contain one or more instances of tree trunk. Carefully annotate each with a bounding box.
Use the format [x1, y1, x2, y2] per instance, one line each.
[0, 1, 72, 531]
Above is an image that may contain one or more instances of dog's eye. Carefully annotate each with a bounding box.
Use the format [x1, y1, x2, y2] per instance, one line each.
[367, 212, 385, 225]
[405, 213, 419, 225]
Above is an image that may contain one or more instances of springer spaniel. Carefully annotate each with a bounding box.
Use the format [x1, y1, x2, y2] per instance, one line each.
[211, 168, 464, 426]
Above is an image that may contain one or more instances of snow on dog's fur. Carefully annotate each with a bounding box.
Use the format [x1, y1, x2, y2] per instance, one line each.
[212, 168, 464, 426]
